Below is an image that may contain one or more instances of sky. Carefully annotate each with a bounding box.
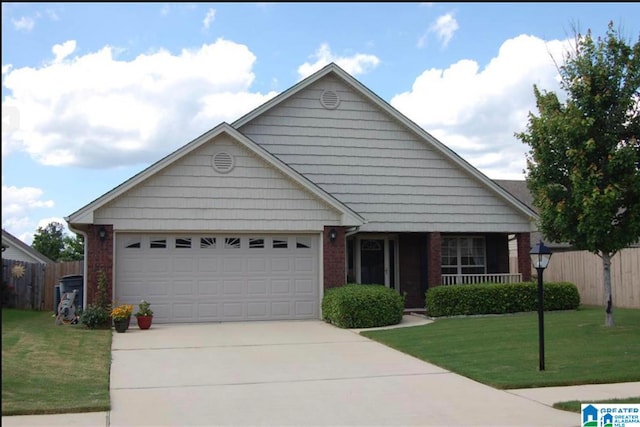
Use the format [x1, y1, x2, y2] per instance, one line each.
[2, 2, 640, 245]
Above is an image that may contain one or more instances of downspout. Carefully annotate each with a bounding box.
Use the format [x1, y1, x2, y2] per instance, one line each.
[65, 221, 89, 311]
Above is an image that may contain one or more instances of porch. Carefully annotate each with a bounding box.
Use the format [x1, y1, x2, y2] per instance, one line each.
[345, 231, 531, 309]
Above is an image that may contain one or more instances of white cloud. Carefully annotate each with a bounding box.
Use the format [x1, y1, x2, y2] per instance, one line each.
[12, 16, 35, 32]
[1, 38, 278, 168]
[392, 34, 570, 179]
[2, 184, 56, 244]
[297, 44, 380, 80]
[429, 13, 459, 48]
[203, 8, 216, 30]
[52, 40, 76, 63]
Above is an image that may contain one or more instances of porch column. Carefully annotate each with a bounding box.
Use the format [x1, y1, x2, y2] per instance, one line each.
[323, 226, 346, 289]
[428, 232, 442, 287]
[516, 232, 532, 282]
[86, 224, 114, 305]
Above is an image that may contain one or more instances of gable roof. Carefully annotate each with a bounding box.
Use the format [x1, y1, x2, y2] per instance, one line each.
[1, 229, 53, 264]
[233, 63, 538, 221]
[66, 122, 365, 227]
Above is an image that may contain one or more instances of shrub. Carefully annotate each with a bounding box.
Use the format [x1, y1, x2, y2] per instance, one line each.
[80, 304, 110, 329]
[425, 282, 580, 317]
[322, 284, 405, 328]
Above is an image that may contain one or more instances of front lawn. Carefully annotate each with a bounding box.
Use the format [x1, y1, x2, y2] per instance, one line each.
[361, 306, 640, 389]
[1, 309, 112, 415]
[554, 397, 640, 413]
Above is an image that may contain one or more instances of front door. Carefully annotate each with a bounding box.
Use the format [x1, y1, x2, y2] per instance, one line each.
[353, 236, 397, 289]
[361, 239, 385, 284]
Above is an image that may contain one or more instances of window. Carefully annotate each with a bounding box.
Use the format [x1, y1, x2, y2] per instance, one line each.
[125, 237, 141, 249]
[150, 238, 167, 249]
[272, 238, 288, 249]
[442, 237, 485, 275]
[175, 237, 192, 249]
[296, 236, 311, 249]
[225, 237, 241, 249]
[200, 237, 216, 249]
[249, 238, 264, 249]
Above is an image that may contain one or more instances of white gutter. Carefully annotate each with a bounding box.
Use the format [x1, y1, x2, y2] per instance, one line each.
[65, 221, 89, 311]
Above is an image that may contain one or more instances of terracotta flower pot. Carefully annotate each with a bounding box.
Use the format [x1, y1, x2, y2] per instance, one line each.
[136, 315, 153, 330]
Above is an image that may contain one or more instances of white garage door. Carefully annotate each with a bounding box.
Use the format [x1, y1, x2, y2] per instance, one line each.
[115, 234, 319, 323]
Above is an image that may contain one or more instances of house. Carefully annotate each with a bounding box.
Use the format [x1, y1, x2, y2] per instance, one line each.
[2, 229, 53, 264]
[65, 63, 537, 324]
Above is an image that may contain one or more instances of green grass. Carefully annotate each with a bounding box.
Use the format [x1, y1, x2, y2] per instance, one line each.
[1, 309, 112, 416]
[553, 397, 640, 413]
[361, 306, 640, 389]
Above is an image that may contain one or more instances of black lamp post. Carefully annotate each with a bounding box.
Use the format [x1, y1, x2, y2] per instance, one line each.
[530, 240, 552, 371]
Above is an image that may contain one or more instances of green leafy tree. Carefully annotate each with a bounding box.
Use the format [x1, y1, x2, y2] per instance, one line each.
[31, 222, 65, 262]
[60, 233, 84, 261]
[517, 22, 640, 327]
[31, 221, 84, 262]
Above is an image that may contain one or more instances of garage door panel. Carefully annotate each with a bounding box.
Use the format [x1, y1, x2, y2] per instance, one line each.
[173, 280, 194, 296]
[197, 258, 219, 273]
[172, 303, 195, 321]
[197, 280, 219, 296]
[271, 258, 290, 272]
[223, 279, 244, 295]
[173, 258, 195, 273]
[247, 279, 267, 295]
[295, 301, 315, 316]
[223, 258, 243, 273]
[116, 234, 318, 323]
[295, 279, 314, 294]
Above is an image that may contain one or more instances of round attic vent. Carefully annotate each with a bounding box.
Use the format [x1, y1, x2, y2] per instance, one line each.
[320, 90, 340, 109]
[212, 151, 235, 173]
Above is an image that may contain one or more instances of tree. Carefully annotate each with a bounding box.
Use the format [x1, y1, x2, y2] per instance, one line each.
[60, 233, 84, 261]
[517, 22, 640, 327]
[32, 222, 65, 262]
[32, 221, 84, 262]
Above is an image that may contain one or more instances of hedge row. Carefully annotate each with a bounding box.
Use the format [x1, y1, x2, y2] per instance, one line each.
[425, 282, 580, 317]
[322, 284, 405, 328]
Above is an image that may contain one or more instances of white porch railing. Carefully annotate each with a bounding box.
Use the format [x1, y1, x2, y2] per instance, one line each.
[441, 273, 523, 286]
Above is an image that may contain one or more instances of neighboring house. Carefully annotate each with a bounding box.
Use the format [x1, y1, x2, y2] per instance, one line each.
[66, 63, 537, 324]
[2, 229, 53, 264]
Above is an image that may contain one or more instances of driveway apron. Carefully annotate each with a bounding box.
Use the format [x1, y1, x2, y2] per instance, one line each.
[109, 320, 578, 426]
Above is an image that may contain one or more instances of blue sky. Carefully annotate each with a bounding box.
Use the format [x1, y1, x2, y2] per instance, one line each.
[2, 2, 640, 244]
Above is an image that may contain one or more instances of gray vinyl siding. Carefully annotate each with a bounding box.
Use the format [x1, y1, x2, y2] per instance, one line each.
[94, 134, 342, 231]
[238, 76, 532, 233]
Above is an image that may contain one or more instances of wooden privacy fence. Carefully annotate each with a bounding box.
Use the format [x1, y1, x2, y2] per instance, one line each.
[1, 259, 83, 311]
[2, 259, 46, 310]
[543, 247, 640, 309]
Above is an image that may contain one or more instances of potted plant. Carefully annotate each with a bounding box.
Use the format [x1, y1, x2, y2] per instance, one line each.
[134, 300, 153, 330]
[111, 304, 133, 333]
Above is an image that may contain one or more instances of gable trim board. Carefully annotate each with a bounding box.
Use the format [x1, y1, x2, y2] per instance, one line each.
[66, 63, 536, 323]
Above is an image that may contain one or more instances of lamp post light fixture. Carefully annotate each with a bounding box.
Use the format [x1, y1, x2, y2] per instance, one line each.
[530, 239, 552, 371]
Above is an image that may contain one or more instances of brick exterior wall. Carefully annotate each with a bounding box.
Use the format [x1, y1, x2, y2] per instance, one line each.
[427, 232, 442, 287]
[323, 226, 346, 289]
[86, 224, 114, 305]
[516, 232, 532, 282]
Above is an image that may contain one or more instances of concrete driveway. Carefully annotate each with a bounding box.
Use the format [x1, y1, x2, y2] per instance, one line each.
[108, 319, 578, 427]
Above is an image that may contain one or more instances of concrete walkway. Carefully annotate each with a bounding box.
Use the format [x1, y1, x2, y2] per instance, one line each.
[3, 315, 638, 427]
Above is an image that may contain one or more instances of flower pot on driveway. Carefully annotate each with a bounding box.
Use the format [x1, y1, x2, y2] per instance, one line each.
[136, 315, 153, 330]
[113, 319, 128, 333]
